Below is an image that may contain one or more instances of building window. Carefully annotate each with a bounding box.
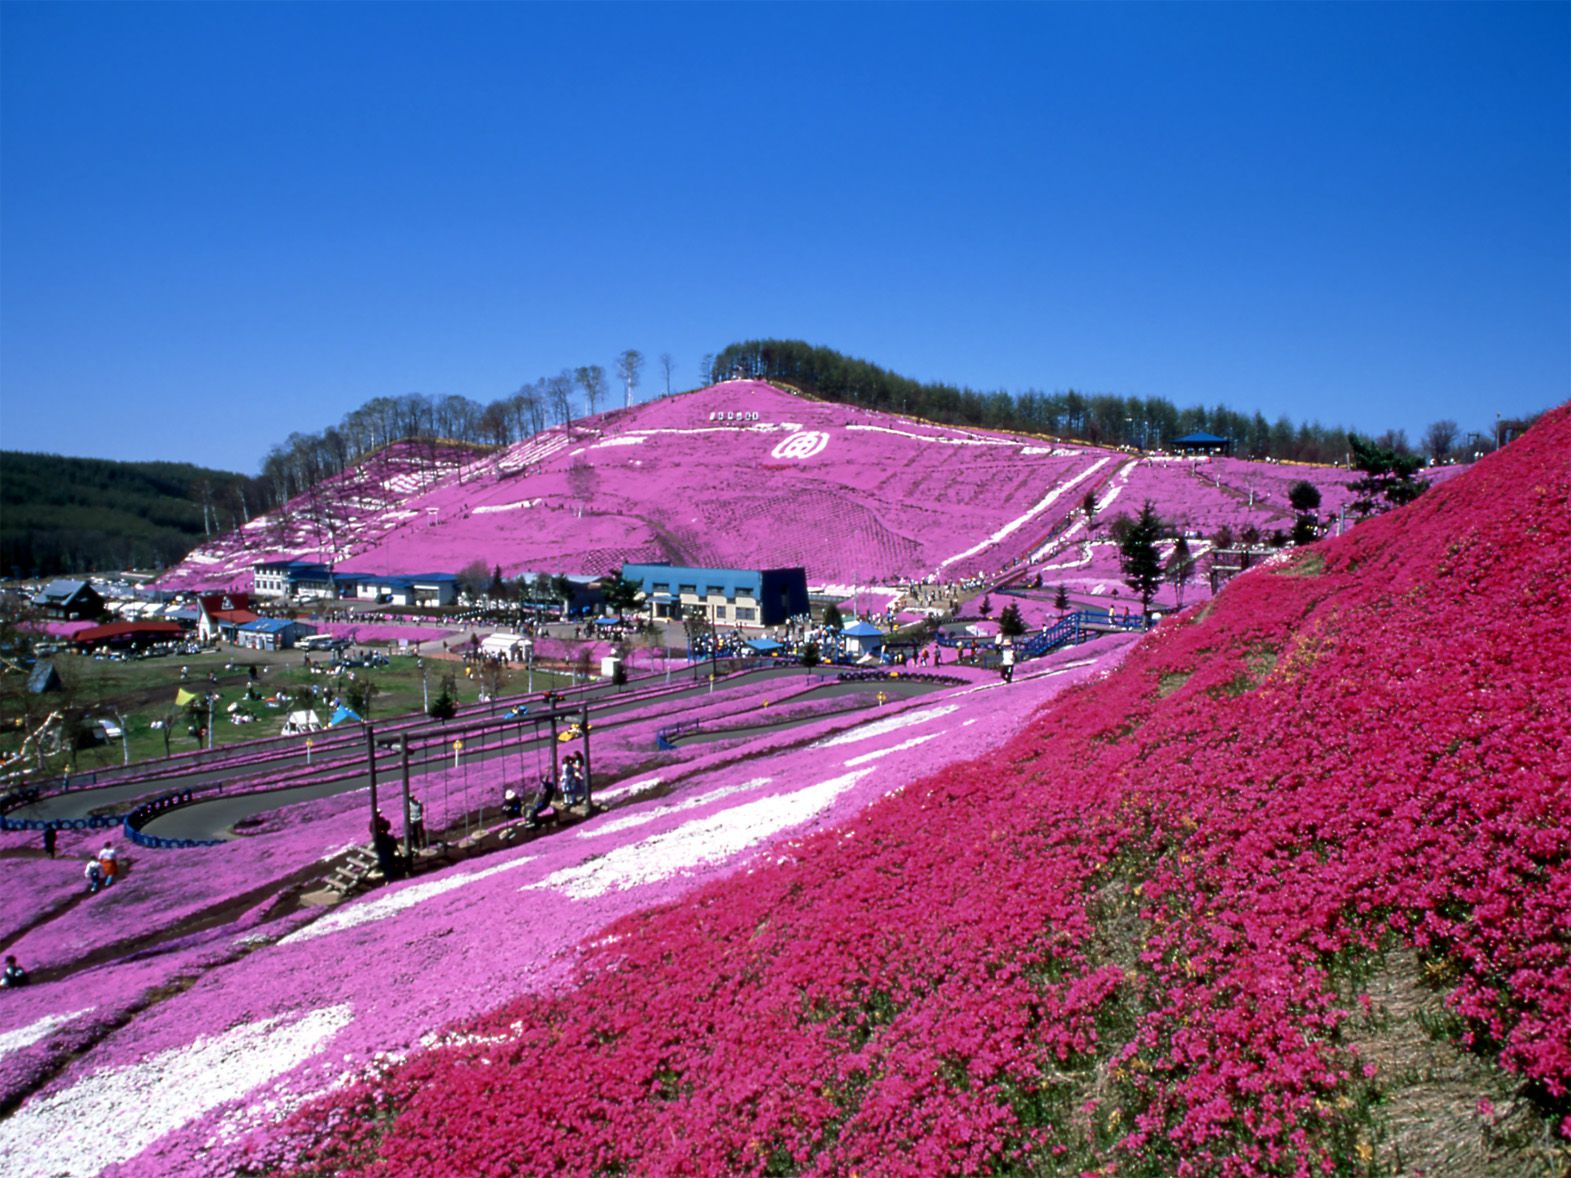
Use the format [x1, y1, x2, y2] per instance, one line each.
[652, 583, 669, 594]
[735, 607, 756, 622]
[679, 584, 697, 596]
[714, 605, 728, 619]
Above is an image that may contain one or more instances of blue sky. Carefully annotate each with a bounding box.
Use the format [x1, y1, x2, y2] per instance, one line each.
[2, 2, 1565, 473]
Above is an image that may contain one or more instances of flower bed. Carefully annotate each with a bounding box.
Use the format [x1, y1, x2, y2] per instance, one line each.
[246, 409, 1569, 1175]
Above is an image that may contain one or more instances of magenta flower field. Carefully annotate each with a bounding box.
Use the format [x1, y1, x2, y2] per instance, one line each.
[155, 382, 1387, 593]
[237, 409, 1564, 1174]
[8, 388, 1560, 1178]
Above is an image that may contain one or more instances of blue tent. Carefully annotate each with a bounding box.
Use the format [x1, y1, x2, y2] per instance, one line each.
[746, 638, 783, 653]
[329, 705, 362, 727]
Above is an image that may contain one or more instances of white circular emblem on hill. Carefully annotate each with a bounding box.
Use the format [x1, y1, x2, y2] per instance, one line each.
[772, 431, 829, 460]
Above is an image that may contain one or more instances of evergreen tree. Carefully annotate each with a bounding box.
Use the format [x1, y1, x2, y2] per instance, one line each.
[998, 602, 1025, 638]
[1119, 501, 1165, 611]
[428, 674, 458, 721]
[1054, 583, 1070, 612]
[1287, 480, 1322, 514]
[821, 603, 844, 631]
[1347, 433, 1426, 516]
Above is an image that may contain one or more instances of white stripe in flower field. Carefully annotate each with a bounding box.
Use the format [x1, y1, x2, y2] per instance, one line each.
[281, 851, 537, 945]
[841, 731, 944, 767]
[529, 770, 874, 901]
[577, 778, 773, 839]
[939, 456, 1111, 568]
[0, 1008, 94, 1063]
[594, 775, 662, 803]
[813, 704, 959, 749]
[1, 1004, 352, 1178]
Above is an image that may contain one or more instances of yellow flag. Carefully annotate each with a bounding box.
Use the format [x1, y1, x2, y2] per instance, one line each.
[175, 688, 198, 707]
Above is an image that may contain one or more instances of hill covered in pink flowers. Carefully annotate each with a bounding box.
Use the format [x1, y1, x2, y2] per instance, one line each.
[252, 408, 1567, 1174]
[157, 382, 1373, 592]
[1, 407, 1564, 1176]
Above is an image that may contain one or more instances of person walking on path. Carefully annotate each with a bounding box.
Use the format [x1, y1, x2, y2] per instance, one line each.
[97, 843, 119, 888]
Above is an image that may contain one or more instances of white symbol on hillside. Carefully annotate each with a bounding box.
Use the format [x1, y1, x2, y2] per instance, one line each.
[771, 431, 829, 460]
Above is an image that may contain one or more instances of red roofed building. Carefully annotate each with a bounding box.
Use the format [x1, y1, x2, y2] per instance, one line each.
[197, 592, 257, 643]
[69, 621, 184, 650]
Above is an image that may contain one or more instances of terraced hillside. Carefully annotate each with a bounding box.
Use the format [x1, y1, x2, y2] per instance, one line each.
[156, 382, 1370, 592]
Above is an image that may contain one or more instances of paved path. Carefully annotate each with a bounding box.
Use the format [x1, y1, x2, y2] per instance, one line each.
[130, 672, 950, 842]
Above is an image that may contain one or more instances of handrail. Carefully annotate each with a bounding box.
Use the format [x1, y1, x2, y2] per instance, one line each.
[124, 789, 225, 849]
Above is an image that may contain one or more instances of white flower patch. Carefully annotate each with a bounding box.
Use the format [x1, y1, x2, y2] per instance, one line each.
[593, 775, 661, 803]
[939, 456, 1112, 568]
[592, 436, 647, 448]
[578, 777, 772, 839]
[0, 1008, 95, 1064]
[812, 704, 959, 749]
[846, 424, 1016, 447]
[528, 770, 873, 900]
[0, 1004, 352, 1178]
[472, 499, 540, 514]
[380, 509, 419, 521]
[841, 731, 943, 767]
[281, 852, 536, 945]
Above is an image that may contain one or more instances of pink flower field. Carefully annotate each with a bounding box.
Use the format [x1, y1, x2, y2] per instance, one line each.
[9, 396, 1557, 1178]
[0, 638, 1137, 1177]
[155, 382, 1400, 593]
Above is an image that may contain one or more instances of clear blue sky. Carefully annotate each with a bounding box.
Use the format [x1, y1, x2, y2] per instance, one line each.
[2, 2, 1566, 473]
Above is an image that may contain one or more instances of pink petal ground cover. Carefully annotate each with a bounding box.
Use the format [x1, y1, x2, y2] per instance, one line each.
[158, 382, 1352, 592]
[252, 408, 1568, 1175]
[0, 640, 1133, 1178]
[308, 622, 456, 646]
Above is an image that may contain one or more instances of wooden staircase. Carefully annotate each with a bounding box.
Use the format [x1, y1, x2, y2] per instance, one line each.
[323, 844, 382, 897]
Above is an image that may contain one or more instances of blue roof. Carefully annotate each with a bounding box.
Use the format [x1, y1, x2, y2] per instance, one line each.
[337, 572, 456, 588]
[239, 618, 298, 633]
[1173, 431, 1230, 445]
[623, 563, 765, 599]
[842, 621, 885, 637]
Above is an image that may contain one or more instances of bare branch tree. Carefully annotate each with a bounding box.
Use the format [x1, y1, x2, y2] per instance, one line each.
[616, 349, 644, 408]
[659, 353, 675, 397]
[575, 365, 607, 416]
[1423, 419, 1459, 464]
[547, 371, 576, 426]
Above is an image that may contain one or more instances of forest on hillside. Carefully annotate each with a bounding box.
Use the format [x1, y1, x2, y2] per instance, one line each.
[709, 339, 1497, 464]
[0, 453, 263, 578]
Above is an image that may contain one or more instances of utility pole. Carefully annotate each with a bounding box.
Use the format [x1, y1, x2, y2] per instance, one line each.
[581, 701, 593, 812]
[365, 724, 379, 830]
[399, 735, 413, 865]
[546, 692, 560, 797]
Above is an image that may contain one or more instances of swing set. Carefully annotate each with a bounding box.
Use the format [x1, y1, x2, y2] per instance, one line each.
[364, 696, 594, 866]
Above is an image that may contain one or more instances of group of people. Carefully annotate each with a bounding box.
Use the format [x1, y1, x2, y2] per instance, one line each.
[84, 842, 119, 893]
[501, 751, 590, 829]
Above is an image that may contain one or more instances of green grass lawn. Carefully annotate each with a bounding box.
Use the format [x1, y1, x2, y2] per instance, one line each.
[2, 647, 574, 774]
